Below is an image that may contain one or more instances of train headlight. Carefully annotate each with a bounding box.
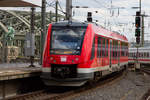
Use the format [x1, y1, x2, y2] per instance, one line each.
[50, 57, 53, 60]
[75, 58, 79, 61]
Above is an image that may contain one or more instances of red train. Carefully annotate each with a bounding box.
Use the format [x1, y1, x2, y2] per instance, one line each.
[41, 21, 128, 86]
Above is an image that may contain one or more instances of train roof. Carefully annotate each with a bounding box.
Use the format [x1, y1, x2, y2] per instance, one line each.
[129, 46, 150, 53]
[51, 21, 128, 43]
[51, 21, 88, 27]
[129, 46, 150, 50]
[91, 23, 128, 42]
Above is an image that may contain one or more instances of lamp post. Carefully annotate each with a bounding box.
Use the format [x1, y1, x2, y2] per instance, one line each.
[66, 0, 72, 21]
[139, 0, 141, 13]
[40, 0, 46, 64]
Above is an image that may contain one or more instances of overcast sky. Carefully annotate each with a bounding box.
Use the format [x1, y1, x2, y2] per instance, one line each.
[1, 0, 150, 42]
[54, 0, 150, 42]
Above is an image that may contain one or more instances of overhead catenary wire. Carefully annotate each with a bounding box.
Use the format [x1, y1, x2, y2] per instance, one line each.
[93, 0, 110, 9]
[91, 0, 123, 31]
[45, 0, 139, 39]
[46, 0, 66, 15]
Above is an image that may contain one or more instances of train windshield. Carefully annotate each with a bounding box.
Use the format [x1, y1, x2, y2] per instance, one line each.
[50, 26, 87, 55]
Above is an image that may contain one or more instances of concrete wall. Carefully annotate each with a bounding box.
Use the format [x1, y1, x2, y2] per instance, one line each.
[0, 80, 21, 99]
[0, 77, 44, 99]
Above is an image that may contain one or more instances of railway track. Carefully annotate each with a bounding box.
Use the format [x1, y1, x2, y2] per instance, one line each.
[63, 69, 127, 100]
[141, 89, 150, 100]
[6, 87, 76, 100]
[140, 66, 150, 100]
[141, 67, 150, 75]
[6, 69, 126, 100]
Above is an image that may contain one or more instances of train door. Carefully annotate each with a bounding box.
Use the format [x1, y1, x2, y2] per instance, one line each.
[109, 40, 112, 68]
[97, 37, 101, 66]
[118, 41, 120, 66]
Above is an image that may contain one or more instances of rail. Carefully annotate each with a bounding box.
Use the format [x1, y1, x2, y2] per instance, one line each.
[141, 67, 150, 75]
[6, 69, 126, 100]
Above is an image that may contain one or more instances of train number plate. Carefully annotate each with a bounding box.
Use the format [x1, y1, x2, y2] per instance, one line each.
[61, 57, 67, 62]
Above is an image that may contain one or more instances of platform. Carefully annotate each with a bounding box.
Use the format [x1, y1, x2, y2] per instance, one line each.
[0, 63, 41, 81]
[0, 63, 42, 99]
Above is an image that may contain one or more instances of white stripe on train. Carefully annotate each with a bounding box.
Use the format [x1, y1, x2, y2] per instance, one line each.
[42, 61, 128, 73]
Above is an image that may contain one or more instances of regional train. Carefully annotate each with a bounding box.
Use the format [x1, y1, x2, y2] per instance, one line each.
[128, 47, 150, 64]
[41, 21, 128, 86]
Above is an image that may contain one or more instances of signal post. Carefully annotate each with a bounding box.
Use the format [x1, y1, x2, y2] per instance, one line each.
[135, 11, 141, 70]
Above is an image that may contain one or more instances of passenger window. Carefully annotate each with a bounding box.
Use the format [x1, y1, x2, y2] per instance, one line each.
[147, 53, 149, 57]
[106, 39, 109, 57]
[90, 37, 95, 60]
[113, 40, 118, 58]
[97, 37, 101, 58]
[102, 38, 106, 57]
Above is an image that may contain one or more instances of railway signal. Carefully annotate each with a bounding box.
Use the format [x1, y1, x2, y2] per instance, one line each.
[87, 12, 92, 22]
[135, 11, 141, 27]
[135, 28, 140, 37]
[136, 36, 140, 44]
[135, 11, 141, 44]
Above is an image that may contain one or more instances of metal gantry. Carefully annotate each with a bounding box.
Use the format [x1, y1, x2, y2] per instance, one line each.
[0, 9, 60, 62]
